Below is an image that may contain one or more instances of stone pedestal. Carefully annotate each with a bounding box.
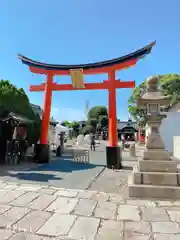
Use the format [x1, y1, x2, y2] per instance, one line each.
[128, 121, 180, 198]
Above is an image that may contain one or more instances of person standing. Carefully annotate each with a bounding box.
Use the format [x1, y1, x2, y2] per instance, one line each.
[121, 134, 125, 150]
[90, 133, 96, 151]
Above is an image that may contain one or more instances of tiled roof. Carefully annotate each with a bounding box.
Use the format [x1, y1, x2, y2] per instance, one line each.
[117, 121, 138, 130]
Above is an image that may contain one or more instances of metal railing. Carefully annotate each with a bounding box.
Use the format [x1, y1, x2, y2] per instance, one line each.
[72, 148, 90, 163]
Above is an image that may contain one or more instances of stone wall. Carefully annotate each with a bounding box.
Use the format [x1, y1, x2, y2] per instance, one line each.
[160, 112, 180, 154]
[144, 112, 180, 154]
[173, 136, 180, 159]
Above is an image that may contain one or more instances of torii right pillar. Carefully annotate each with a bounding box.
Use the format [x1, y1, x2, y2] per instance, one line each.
[106, 69, 121, 169]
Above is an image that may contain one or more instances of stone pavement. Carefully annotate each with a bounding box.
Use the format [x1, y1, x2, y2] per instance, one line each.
[0, 141, 136, 195]
[0, 181, 180, 239]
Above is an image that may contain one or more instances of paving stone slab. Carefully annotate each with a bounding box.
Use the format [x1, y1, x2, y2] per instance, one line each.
[153, 234, 180, 240]
[78, 190, 97, 199]
[0, 228, 14, 239]
[0, 182, 8, 188]
[108, 193, 125, 203]
[38, 187, 57, 195]
[152, 222, 180, 234]
[141, 207, 170, 221]
[167, 210, 180, 223]
[9, 232, 42, 240]
[0, 206, 30, 228]
[37, 213, 76, 237]
[117, 205, 141, 221]
[157, 201, 180, 207]
[0, 204, 12, 214]
[96, 219, 123, 240]
[124, 221, 151, 234]
[4, 184, 18, 191]
[94, 201, 117, 219]
[68, 216, 100, 240]
[16, 184, 42, 192]
[14, 210, 52, 233]
[11, 192, 40, 206]
[42, 237, 75, 240]
[54, 190, 79, 198]
[47, 197, 78, 213]
[0, 190, 25, 204]
[73, 198, 97, 217]
[91, 192, 110, 201]
[29, 194, 57, 210]
[124, 232, 151, 240]
[127, 199, 156, 207]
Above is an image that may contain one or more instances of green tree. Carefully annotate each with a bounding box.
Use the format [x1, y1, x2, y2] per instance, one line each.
[61, 120, 73, 128]
[88, 106, 108, 120]
[128, 74, 180, 125]
[0, 80, 41, 143]
[99, 115, 108, 129]
[87, 106, 108, 131]
[71, 121, 80, 136]
[82, 125, 95, 135]
[87, 118, 98, 129]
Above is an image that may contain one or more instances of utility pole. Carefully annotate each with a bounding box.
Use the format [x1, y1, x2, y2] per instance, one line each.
[85, 100, 89, 120]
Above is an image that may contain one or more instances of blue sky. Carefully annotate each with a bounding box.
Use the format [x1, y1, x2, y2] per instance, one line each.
[1, 0, 180, 122]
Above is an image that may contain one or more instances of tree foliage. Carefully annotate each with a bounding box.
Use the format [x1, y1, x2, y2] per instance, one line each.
[128, 74, 180, 125]
[88, 106, 108, 120]
[60, 120, 80, 136]
[87, 106, 108, 131]
[82, 124, 95, 135]
[61, 120, 72, 128]
[0, 80, 41, 143]
[98, 115, 108, 129]
[87, 118, 98, 129]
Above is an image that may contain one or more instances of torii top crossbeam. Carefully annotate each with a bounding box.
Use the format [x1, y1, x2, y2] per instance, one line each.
[19, 41, 155, 75]
[18, 41, 155, 165]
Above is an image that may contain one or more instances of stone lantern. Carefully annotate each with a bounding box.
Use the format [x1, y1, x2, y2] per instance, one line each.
[128, 76, 180, 198]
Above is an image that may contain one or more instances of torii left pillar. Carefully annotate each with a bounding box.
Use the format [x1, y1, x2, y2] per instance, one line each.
[36, 72, 53, 163]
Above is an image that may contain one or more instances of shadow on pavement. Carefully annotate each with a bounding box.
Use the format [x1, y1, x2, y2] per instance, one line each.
[121, 165, 133, 170]
[8, 172, 62, 182]
[34, 158, 104, 173]
[0, 158, 104, 183]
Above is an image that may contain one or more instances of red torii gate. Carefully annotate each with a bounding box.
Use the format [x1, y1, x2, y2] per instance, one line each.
[19, 41, 155, 167]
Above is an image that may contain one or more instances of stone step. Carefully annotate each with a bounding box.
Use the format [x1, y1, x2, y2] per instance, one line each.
[138, 159, 177, 172]
[128, 175, 180, 199]
[143, 149, 170, 161]
[133, 170, 180, 186]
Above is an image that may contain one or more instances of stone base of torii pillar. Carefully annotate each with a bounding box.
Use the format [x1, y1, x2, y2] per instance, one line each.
[128, 116, 180, 199]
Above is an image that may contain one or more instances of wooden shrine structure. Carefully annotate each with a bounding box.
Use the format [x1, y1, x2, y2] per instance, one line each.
[19, 41, 155, 167]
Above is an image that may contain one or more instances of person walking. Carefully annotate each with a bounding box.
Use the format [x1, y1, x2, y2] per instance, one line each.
[121, 134, 125, 150]
[90, 133, 96, 151]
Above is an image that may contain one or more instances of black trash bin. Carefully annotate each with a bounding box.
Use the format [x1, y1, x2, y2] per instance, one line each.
[56, 145, 62, 157]
[106, 146, 122, 169]
[35, 144, 50, 163]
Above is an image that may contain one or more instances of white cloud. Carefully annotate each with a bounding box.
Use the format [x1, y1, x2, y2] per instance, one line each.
[51, 107, 85, 122]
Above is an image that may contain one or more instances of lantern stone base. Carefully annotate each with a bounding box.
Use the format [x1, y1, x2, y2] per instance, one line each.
[128, 174, 180, 199]
[128, 161, 180, 198]
[143, 149, 170, 161]
[138, 159, 177, 172]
